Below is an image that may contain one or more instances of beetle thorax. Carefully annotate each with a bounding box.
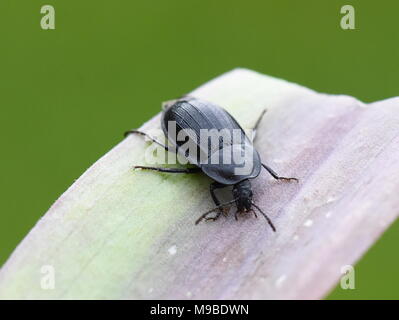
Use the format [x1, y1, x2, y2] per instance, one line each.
[232, 180, 253, 212]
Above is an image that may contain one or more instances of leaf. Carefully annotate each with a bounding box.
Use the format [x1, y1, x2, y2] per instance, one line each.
[1, 68, 399, 299]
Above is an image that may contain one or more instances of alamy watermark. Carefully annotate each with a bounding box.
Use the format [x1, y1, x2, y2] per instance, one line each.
[40, 265, 55, 290]
[340, 5, 355, 30]
[138, 121, 256, 176]
[40, 5, 55, 30]
[340, 265, 355, 290]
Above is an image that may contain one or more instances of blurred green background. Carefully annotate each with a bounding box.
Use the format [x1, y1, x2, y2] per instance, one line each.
[0, 0, 398, 299]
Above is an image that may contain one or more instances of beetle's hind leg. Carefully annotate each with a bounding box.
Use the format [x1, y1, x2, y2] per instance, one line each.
[247, 108, 268, 142]
[253, 108, 268, 132]
[124, 129, 170, 152]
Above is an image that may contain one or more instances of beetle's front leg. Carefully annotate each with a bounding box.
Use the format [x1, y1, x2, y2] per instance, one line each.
[204, 210, 222, 222]
[208, 182, 229, 220]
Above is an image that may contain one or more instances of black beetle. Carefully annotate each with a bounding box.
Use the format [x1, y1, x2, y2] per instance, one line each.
[125, 97, 298, 231]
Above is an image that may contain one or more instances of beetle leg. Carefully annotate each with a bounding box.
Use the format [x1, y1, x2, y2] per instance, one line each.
[205, 210, 222, 222]
[133, 165, 201, 174]
[195, 210, 218, 224]
[261, 163, 299, 182]
[234, 210, 239, 221]
[249, 108, 268, 142]
[253, 108, 268, 131]
[161, 94, 195, 111]
[195, 199, 237, 225]
[209, 182, 227, 206]
[210, 182, 230, 215]
[124, 129, 170, 152]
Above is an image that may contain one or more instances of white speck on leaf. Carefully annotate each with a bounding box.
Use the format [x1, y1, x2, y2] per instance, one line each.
[326, 197, 336, 204]
[168, 245, 177, 255]
[275, 275, 287, 288]
[304, 219, 313, 227]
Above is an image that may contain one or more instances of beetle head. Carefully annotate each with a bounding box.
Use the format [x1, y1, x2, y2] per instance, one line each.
[233, 180, 253, 212]
[196, 178, 276, 231]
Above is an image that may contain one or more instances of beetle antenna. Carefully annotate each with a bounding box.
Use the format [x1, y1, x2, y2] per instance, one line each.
[195, 199, 237, 225]
[251, 202, 276, 232]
